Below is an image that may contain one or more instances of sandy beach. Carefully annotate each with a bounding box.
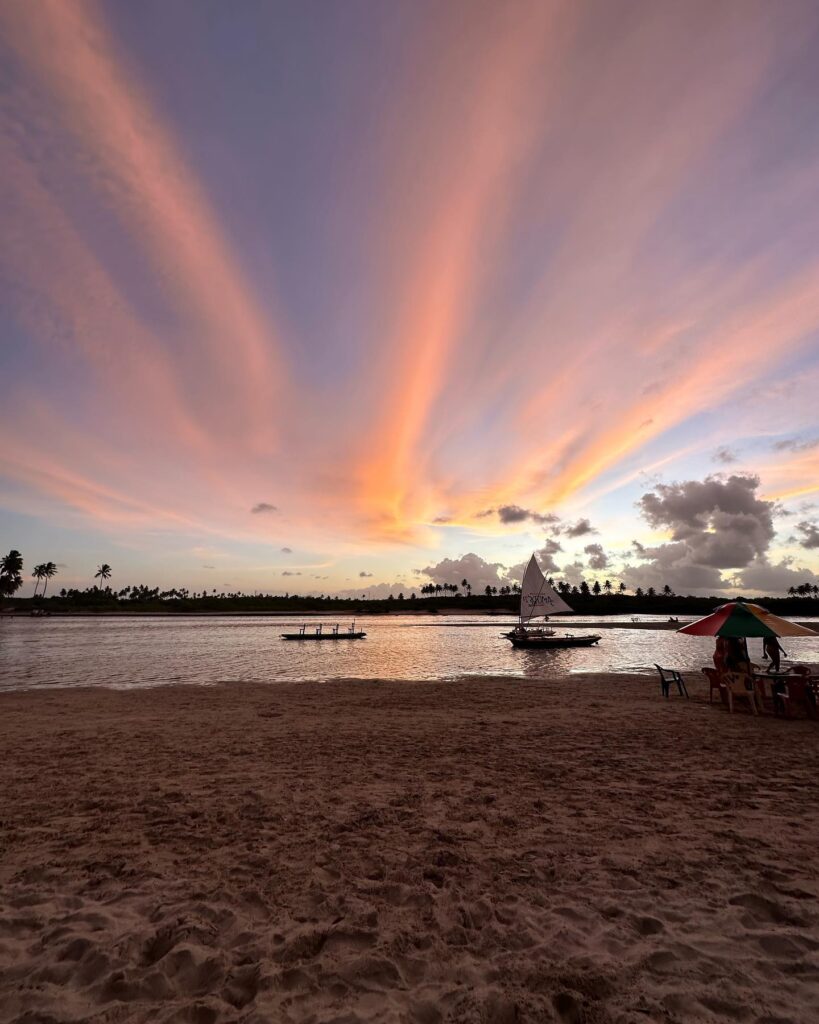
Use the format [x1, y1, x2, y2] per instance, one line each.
[2, 675, 818, 1023]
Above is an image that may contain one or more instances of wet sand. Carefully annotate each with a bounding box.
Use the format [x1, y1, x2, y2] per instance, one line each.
[2, 675, 818, 1023]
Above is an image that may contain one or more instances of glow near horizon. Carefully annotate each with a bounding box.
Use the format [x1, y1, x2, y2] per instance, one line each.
[1, 0, 819, 596]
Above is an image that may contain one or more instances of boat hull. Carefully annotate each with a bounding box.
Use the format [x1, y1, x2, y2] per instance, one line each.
[281, 632, 366, 641]
[503, 632, 601, 649]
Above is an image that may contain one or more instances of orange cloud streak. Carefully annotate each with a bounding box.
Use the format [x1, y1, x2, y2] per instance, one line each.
[351, 3, 573, 537]
[547, 266, 819, 502]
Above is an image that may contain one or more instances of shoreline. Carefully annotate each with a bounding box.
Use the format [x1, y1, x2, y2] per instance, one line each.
[3, 676, 818, 1022]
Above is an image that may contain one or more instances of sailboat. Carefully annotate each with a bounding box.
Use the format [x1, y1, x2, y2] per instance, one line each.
[502, 554, 602, 649]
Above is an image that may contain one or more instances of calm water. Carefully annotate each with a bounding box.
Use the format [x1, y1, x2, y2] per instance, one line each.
[2, 614, 819, 691]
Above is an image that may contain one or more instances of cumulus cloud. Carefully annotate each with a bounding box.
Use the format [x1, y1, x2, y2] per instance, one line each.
[535, 539, 563, 573]
[562, 518, 596, 538]
[506, 540, 564, 581]
[560, 560, 588, 587]
[359, 571, 373, 578]
[250, 502, 277, 515]
[713, 446, 738, 464]
[733, 558, 819, 593]
[584, 543, 609, 570]
[496, 505, 559, 526]
[795, 521, 819, 549]
[620, 557, 724, 594]
[638, 474, 774, 568]
[280, 546, 292, 553]
[420, 552, 512, 592]
[624, 474, 779, 594]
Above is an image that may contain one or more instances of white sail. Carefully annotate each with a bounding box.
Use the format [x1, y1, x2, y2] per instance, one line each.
[520, 554, 573, 622]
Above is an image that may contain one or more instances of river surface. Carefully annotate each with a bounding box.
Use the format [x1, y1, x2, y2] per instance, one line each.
[2, 614, 819, 691]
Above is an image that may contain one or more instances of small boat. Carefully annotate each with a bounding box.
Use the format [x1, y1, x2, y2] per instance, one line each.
[502, 554, 602, 649]
[281, 622, 366, 641]
[504, 628, 601, 649]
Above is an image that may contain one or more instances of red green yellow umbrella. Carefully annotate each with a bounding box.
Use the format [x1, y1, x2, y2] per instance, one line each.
[677, 600, 818, 639]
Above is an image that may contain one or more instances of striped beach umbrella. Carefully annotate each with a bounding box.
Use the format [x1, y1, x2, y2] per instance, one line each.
[677, 600, 818, 638]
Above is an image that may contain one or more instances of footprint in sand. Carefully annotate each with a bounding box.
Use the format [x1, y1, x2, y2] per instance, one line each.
[631, 914, 665, 936]
[222, 961, 260, 1008]
[141, 923, 185, 966]
[553, 990, 584, 1023]
[159, 945, 226, 998]
[728, 893, 805, 927]
[338, 955, 404, 990]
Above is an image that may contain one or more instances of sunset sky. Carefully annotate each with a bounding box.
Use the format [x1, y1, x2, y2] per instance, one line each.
[2, 0, 819, 597]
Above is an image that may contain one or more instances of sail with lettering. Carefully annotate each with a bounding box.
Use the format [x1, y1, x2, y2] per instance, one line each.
[520, 554, 573, 623]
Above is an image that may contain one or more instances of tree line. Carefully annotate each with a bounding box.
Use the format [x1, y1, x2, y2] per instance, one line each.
[3, 548, 818, 615]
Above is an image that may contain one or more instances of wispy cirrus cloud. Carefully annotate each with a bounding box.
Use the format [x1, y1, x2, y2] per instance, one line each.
[0, 0, 286, 450]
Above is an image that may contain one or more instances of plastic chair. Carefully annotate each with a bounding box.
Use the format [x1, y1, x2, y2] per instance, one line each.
[721, 671, 762, 715]
[701, 667, 724, 705]
[778, 674, 817, 718]
[655, 665, 689, 698]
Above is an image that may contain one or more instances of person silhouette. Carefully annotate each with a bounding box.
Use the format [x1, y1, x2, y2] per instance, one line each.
[763, 636, 786, 673]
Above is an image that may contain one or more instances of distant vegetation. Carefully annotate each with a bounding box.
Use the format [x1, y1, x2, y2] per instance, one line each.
[2, 549, 818, 618]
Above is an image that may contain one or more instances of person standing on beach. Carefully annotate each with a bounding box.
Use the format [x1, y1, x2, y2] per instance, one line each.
[763, 636, 786, 673]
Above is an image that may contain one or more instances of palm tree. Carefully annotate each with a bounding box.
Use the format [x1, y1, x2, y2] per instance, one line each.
[32, 563, 46, 597]
[94, 563, 112, 589]
[461, 578, 470, 596]
[603, 579, 612, 596]
[618, 582, 627, 595]
[662, 584, 673, 597]
[41, 562, 58, 597]
[0, 550, 24, 599]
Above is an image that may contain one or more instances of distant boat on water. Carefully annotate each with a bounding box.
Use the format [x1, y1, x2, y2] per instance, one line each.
[502, 554, 601, 649]
[281, 622, 366, 641]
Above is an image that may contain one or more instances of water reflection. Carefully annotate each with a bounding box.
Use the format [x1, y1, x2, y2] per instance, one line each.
[1, 614, 817, 691]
